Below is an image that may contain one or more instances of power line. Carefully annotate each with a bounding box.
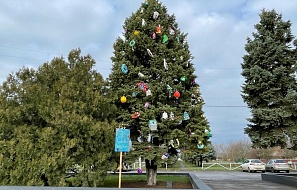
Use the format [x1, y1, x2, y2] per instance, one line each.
[0, 45, 59, 55]
[197, 75, 242, 78]
[197, 67, 241, 70]
[0, 54, 47, 62]
[0, 45, 245, 78]
[204, 105, 247, 107]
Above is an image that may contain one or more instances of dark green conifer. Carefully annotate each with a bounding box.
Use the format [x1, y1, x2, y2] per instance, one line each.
[241, 9, 297, 149]
[107, 0, 211, 185]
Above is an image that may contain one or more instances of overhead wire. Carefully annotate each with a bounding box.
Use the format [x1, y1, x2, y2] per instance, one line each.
[1, 44, 248, 107]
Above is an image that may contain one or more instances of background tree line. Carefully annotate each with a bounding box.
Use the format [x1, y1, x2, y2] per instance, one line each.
[213, 137, 297, 163]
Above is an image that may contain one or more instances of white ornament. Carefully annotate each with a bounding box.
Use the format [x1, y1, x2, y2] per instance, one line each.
[147, 49, 153, 57]
[153, 11, 159, 20]
[146, 89, 152, 96]
[142, 19, 146, 27]
[164, 58, 168, 70]
[169, 27, 175, 35]
[138, 72, 145, 78]
[162, 111, 168, 119]
[170, 112, 174, 120]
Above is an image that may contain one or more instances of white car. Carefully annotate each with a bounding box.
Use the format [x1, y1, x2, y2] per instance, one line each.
[265, 159, 290, 173]
[241, 159, 265, 173]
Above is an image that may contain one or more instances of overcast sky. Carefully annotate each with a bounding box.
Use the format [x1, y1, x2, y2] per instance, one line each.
[1, 0, 297, 145]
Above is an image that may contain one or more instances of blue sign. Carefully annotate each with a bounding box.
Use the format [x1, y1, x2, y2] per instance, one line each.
[115, 128, 131, 152]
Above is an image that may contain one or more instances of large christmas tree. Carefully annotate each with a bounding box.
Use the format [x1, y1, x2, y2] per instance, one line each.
[107, 0, 211, 185]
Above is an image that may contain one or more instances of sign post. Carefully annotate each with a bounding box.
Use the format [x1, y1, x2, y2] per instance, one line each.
[114, 128, 130, 188]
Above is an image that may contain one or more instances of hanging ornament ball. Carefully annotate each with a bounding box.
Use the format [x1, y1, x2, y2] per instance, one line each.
[131, 111, 140, 119]
[169, 27, 175, 35]
[191, 78, 196, 85]
[197, 141, 204, 149]
[144, 102, 150, 108]
[173, 91, 180, 99]
[180, 76, 186, 82]
[132, 91, 137, 97]
[120, 96, 127, 103]
[120, 51, 125, 56]
[162, 35, 168, 43]
[163, 59, 168, 70]
[147, 49, 153, 57]
[152, 32, 156, 40]
[153, 11, 159, 20]
[138, 72, 145, 78]
[121, 64, 128, 74]
[129, 40, 135, 47]
[134, 30, 140, 36]
[166, 84, 172, 90]
[156, 25, 161, 34]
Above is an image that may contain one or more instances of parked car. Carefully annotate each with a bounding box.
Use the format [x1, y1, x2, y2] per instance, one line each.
[241, 159, 265, 173]
[265, 159, 290, 173]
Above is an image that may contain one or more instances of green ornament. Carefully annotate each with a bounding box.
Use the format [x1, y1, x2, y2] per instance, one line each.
[180, 76, 186, 82]
[162, 35, 168, 43]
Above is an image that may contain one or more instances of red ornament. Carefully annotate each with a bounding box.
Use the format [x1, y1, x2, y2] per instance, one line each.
[173, 91, 180, 99]
[131, 111, 141, 119]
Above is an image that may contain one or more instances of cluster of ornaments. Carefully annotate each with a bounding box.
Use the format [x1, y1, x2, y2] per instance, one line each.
[118, 0, 205, 136]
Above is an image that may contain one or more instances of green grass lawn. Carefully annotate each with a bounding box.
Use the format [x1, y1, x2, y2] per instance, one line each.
[66, 173, 190, 187]
[102, 174, 190, 187]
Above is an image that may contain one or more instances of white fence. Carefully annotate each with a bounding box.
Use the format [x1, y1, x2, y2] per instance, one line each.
[132, 161, 145, 169]
[201, 163, 242, 170]
[201, 162, 297, 171]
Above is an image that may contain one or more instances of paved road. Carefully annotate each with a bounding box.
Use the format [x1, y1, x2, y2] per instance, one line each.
[194, 171, 297, 190]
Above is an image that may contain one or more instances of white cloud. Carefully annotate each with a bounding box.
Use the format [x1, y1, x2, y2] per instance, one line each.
[0, 0, 296, 144]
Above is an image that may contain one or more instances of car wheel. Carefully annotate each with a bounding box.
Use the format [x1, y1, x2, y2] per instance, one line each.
[286, 170, 289, 173]
[242, 167, 245, 172]
[262, 170, 265, 173]
[271, 168, 275, 173]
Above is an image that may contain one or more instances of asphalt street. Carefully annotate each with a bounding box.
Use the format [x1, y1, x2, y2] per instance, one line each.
[193, 171, 297, 190]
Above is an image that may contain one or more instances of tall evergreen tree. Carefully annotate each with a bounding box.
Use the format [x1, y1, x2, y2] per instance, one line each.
[241, 9, 297, 150]
[0, 49, 117, 186]
[108, 0, 211, 185]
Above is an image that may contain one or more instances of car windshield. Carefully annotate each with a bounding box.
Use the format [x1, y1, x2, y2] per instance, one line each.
[275, 160, 286, 163]
[251, 160, 262, 163]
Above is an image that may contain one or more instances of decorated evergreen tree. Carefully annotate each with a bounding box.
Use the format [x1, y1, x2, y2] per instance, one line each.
[107, 0, 211, 185]
[241, 9, 297, 150]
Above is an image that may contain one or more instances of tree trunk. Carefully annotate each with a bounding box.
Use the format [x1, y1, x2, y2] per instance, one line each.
[145, 159, 157, 186]
[197, 155, 203, 167]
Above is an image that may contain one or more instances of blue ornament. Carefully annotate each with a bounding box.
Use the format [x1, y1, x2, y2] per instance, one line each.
[197, 143, 204, 149]
[132, 91, 137, 97]
[183, 111, 190, 120]
[121, 64, 128, 74]
[129, 40, 135, 47]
